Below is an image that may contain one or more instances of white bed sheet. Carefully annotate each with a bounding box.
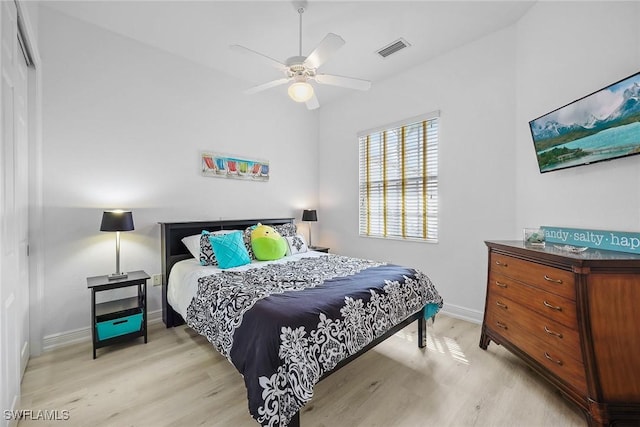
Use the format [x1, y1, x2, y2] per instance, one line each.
[167, 251, 326, 319]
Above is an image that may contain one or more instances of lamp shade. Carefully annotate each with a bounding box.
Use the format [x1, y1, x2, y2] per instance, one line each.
[100, 210, 134, 232]
[302, 209, 317, 222]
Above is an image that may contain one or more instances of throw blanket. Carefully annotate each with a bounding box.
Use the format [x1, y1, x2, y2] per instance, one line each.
[186, 254, 443, 427]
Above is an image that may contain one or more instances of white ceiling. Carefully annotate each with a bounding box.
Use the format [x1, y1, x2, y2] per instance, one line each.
[44, 0, 535, 107]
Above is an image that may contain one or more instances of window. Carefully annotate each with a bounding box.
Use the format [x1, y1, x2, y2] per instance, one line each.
[358, 113, 439, 242]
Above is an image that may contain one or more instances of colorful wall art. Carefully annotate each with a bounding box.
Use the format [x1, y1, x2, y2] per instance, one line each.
[201, 152, 269, 182]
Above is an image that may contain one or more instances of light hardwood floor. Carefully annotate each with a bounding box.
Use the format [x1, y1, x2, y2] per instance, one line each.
[19, 315, 586, 427]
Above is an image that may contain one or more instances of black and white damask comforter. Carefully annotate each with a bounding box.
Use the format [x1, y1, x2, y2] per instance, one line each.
[185, 254, 443, 427]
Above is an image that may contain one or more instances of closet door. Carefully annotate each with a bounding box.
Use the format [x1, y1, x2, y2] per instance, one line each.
[1, 0, 30, 422]
[15, 8, 30, 376]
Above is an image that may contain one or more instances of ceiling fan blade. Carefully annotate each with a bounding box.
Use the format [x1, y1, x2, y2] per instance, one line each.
[306, 92, 320, 110]
[230, 44, 288, 72]
[315, 74, 372, 91]
[303, 33, 345, 70]
[244, 78, 290, 95]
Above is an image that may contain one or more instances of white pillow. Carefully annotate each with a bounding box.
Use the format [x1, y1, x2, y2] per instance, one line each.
[181, 230, 237, 259]
[285, 234, 308, 256]
[181, 234, 201, 259]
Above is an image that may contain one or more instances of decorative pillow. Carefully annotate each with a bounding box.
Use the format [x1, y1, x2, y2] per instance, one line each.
[198, 230, 237, 266]
[251, 224, 287, 261]
[272, 222, 297, 238]
[243, 226, 257, 260]
[181, 234, 201, 259]
[208, 231, 251, 269]
[285, 234, 308, 256]
[199, 231, 216, 266]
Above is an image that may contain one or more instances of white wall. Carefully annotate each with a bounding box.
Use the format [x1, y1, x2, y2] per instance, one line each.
[38, 1, 640, 340]
[515, 1, 640, 231]
[39, 7, 319, 338]
[318, 1, 640, 323]
[318, 27, 518, 322]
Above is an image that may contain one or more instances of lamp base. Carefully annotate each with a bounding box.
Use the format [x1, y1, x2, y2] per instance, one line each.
[108, 272, 128, 280]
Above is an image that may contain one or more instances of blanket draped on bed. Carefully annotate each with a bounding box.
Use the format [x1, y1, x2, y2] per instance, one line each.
[186, 254, 443, 427]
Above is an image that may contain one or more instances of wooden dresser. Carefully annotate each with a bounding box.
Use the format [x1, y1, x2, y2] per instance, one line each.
[480, 241, 640, 426]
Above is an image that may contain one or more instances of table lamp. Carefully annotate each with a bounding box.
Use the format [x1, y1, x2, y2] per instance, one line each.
[100, 210, 134, 280]
[302, 209, 317, 248]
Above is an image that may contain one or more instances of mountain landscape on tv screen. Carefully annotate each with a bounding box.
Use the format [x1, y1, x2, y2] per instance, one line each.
[530, 74, 640, 171]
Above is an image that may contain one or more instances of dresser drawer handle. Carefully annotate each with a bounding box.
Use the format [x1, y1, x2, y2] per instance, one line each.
[543, 300, 562, 311]
[496, 301, 508, 309]
[495, 261, 508, 267]
[496, 321, 508, 330]
[495, 281, 507, 288]
[544, 351, 563, 366]
[544, 326, 563, 338]
[544, 275, 563, 284]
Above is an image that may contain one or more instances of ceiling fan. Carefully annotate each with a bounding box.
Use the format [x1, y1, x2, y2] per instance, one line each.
[231, 7, 372, 110]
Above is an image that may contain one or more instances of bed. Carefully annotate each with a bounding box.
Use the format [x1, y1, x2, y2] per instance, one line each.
[160, 218, 443, 427]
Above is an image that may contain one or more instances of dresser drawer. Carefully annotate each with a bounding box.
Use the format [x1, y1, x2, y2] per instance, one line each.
[488, 271, 578, 329]
[486, 292, 582, 363]
[490, 252, 576, 300]
[486, 308, 587, 395]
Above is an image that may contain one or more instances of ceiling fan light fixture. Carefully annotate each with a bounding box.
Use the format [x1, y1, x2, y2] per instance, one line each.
[232, 7, 369, 110]
[288, 81, 314, 102]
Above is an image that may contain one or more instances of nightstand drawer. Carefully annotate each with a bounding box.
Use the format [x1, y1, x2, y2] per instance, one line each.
[96, 310, 142, 341]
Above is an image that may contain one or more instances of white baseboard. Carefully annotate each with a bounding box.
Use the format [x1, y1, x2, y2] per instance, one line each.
[8, 394, 20, 427]
[440, 303, 483, 324]
[42, 309, 163, 352]
[21, 340, 29, 378]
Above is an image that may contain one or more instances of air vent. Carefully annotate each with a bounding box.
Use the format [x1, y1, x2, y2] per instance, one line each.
[376, 38, 411, 58]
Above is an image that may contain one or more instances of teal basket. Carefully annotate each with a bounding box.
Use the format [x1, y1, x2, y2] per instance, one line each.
[96, 312, 143, 340]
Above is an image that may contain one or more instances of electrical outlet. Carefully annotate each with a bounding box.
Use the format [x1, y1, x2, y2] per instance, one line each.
[152, 274, 162, 287]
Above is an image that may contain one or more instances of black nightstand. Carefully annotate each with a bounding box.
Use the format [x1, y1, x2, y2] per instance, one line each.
[309, 246, 329, 253]
[87, 270, 150, 359]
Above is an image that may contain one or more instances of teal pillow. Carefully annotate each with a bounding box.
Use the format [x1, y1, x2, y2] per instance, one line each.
[208, 231, 251, 269]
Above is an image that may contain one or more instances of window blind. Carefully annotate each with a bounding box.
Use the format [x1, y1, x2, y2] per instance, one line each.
[358, 115, 439, 242]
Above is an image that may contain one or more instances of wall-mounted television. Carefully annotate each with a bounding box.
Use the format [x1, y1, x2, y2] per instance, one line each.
[529, 71, 640, 173]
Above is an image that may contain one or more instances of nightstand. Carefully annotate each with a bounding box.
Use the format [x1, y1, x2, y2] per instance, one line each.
[309, 246, 329, 253]
[87, 270, 150, 359]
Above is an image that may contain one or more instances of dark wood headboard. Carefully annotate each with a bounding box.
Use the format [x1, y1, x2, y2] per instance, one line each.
[159, 218, 295, 327]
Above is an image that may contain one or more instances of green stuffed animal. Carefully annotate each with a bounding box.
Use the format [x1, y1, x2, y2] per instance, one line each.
[251, 223, 287, 261]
